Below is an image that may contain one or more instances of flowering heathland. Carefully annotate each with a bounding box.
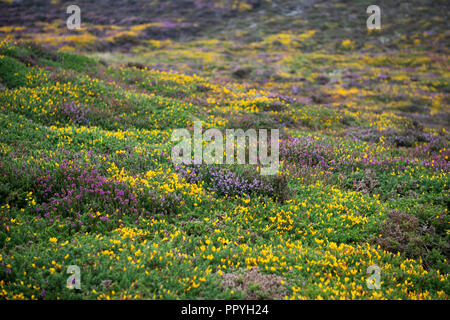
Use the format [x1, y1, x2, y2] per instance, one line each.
[0, 0, 449, 300]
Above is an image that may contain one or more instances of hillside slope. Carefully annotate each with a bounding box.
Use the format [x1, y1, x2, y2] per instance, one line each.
[0, 0, 449, 300]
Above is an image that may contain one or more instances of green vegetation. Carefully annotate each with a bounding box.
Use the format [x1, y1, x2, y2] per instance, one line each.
[0, 0, 448, 300]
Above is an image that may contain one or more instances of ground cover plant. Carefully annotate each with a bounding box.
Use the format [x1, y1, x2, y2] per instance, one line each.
[0, 0, 449, 300]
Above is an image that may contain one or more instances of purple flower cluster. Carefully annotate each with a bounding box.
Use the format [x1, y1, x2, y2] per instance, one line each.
[35, 161, 139, 227]
[34, 160, 180, 229]
[59, 101, 90, 125]
[175, 164, 274, 197]
[348, 128, 443, 149]
[280, 136, 334, 169]
[348, 128, 449, 171]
